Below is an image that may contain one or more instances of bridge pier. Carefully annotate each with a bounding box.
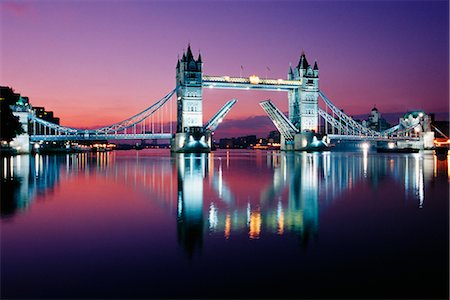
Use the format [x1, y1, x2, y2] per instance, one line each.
[280, 137, 295, 151]
[281, 132, 327, 151]
[171, 130, 211, 153]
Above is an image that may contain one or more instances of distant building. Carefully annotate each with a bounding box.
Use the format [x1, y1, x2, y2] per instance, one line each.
[267, 130, 280, 143]
[32, 107, 60, 124]
[0, 86, 30, 111]
[219, 135, 257, 149]
[31, 107, 60, 135]
[362, 107, 391, 131]
[1, 86, 60, 130]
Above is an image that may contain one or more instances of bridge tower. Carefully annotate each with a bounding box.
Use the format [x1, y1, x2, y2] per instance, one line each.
[172, 44, 210, 152]
[288, 52, 319, 133]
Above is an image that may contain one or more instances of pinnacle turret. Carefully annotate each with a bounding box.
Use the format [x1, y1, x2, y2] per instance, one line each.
[186, 44, 194, 61]
[313, 60, 319, 70]
[180, 44, 202, 64]
[178, 44, 202, 72]
[298, 53, 309, 70]
[288, 63, 294, 79]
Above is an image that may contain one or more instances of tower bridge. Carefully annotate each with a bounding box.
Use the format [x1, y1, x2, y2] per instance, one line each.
[11, 44, 434, 153]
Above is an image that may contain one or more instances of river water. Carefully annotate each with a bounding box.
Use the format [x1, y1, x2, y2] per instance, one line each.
[1, 150, 448, 299]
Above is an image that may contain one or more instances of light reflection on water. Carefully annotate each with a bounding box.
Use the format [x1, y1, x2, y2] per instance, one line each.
[1, 149, 449, 298]
[1, 150, 447, 231]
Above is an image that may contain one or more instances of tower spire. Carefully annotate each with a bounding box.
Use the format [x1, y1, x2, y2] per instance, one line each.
[298, 52, 309, 70]
[186, 43, 194, 61]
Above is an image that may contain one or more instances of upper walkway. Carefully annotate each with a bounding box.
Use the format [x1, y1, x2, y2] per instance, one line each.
[202, 75, 302, 91]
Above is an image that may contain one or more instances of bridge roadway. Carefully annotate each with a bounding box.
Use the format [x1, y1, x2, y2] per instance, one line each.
[202, 75, 302, 91]
[30, 133, 173, 142]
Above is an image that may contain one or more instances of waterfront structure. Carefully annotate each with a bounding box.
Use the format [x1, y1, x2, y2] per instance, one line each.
[287, 53, 319, 132]
[1, 86, 31, 152]
[362, 107, 391, 132]
[172, 46, 209, 152]
[32, 107, 60, 127]
[7, 45, 436, 153]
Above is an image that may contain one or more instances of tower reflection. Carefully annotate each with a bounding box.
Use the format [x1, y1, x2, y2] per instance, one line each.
[1, 150, 447, 256]
[260, 152, 319, 244]
[175, 153, 207, 257]
[284, 153, 319, 244]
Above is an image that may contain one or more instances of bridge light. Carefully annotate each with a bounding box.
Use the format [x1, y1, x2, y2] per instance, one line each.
[277, 79, 283, 83]
[302, 139, 308, 147]
[362, 142, 369, 150]
[388, 142, 395, 149]
[224, 76, 230, 81]
[249, 75, 260, 84]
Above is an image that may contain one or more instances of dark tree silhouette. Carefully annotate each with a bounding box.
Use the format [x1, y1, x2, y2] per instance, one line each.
[0, 87, 25, 143]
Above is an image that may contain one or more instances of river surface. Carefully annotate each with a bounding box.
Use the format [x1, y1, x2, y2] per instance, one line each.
[1, 150, 448, 299]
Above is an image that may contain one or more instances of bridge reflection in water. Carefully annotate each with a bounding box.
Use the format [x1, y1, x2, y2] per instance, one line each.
[1, 150, 448, 254]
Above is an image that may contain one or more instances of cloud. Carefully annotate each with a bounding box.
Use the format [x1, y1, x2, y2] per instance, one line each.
[1, 2, 31, 17]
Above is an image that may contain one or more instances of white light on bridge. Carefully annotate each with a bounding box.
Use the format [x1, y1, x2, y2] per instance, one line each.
[249, 75, 260, 84]
[388, 142, 395, 149]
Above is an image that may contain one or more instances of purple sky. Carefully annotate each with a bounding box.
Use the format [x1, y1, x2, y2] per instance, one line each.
[1, 0, 448, 138]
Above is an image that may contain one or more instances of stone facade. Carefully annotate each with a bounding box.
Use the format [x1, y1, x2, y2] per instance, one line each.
[287, 52, 319, 133]
[176, 45, 203, 133]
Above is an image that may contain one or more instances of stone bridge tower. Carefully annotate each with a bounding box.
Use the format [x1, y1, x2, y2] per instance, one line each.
[172, 45, 210, 152]
[288, 52, 319, 133]
[176, 44, 203, 133]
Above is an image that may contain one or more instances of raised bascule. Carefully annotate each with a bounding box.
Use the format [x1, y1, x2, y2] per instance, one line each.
[11, 44, 435, 153]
